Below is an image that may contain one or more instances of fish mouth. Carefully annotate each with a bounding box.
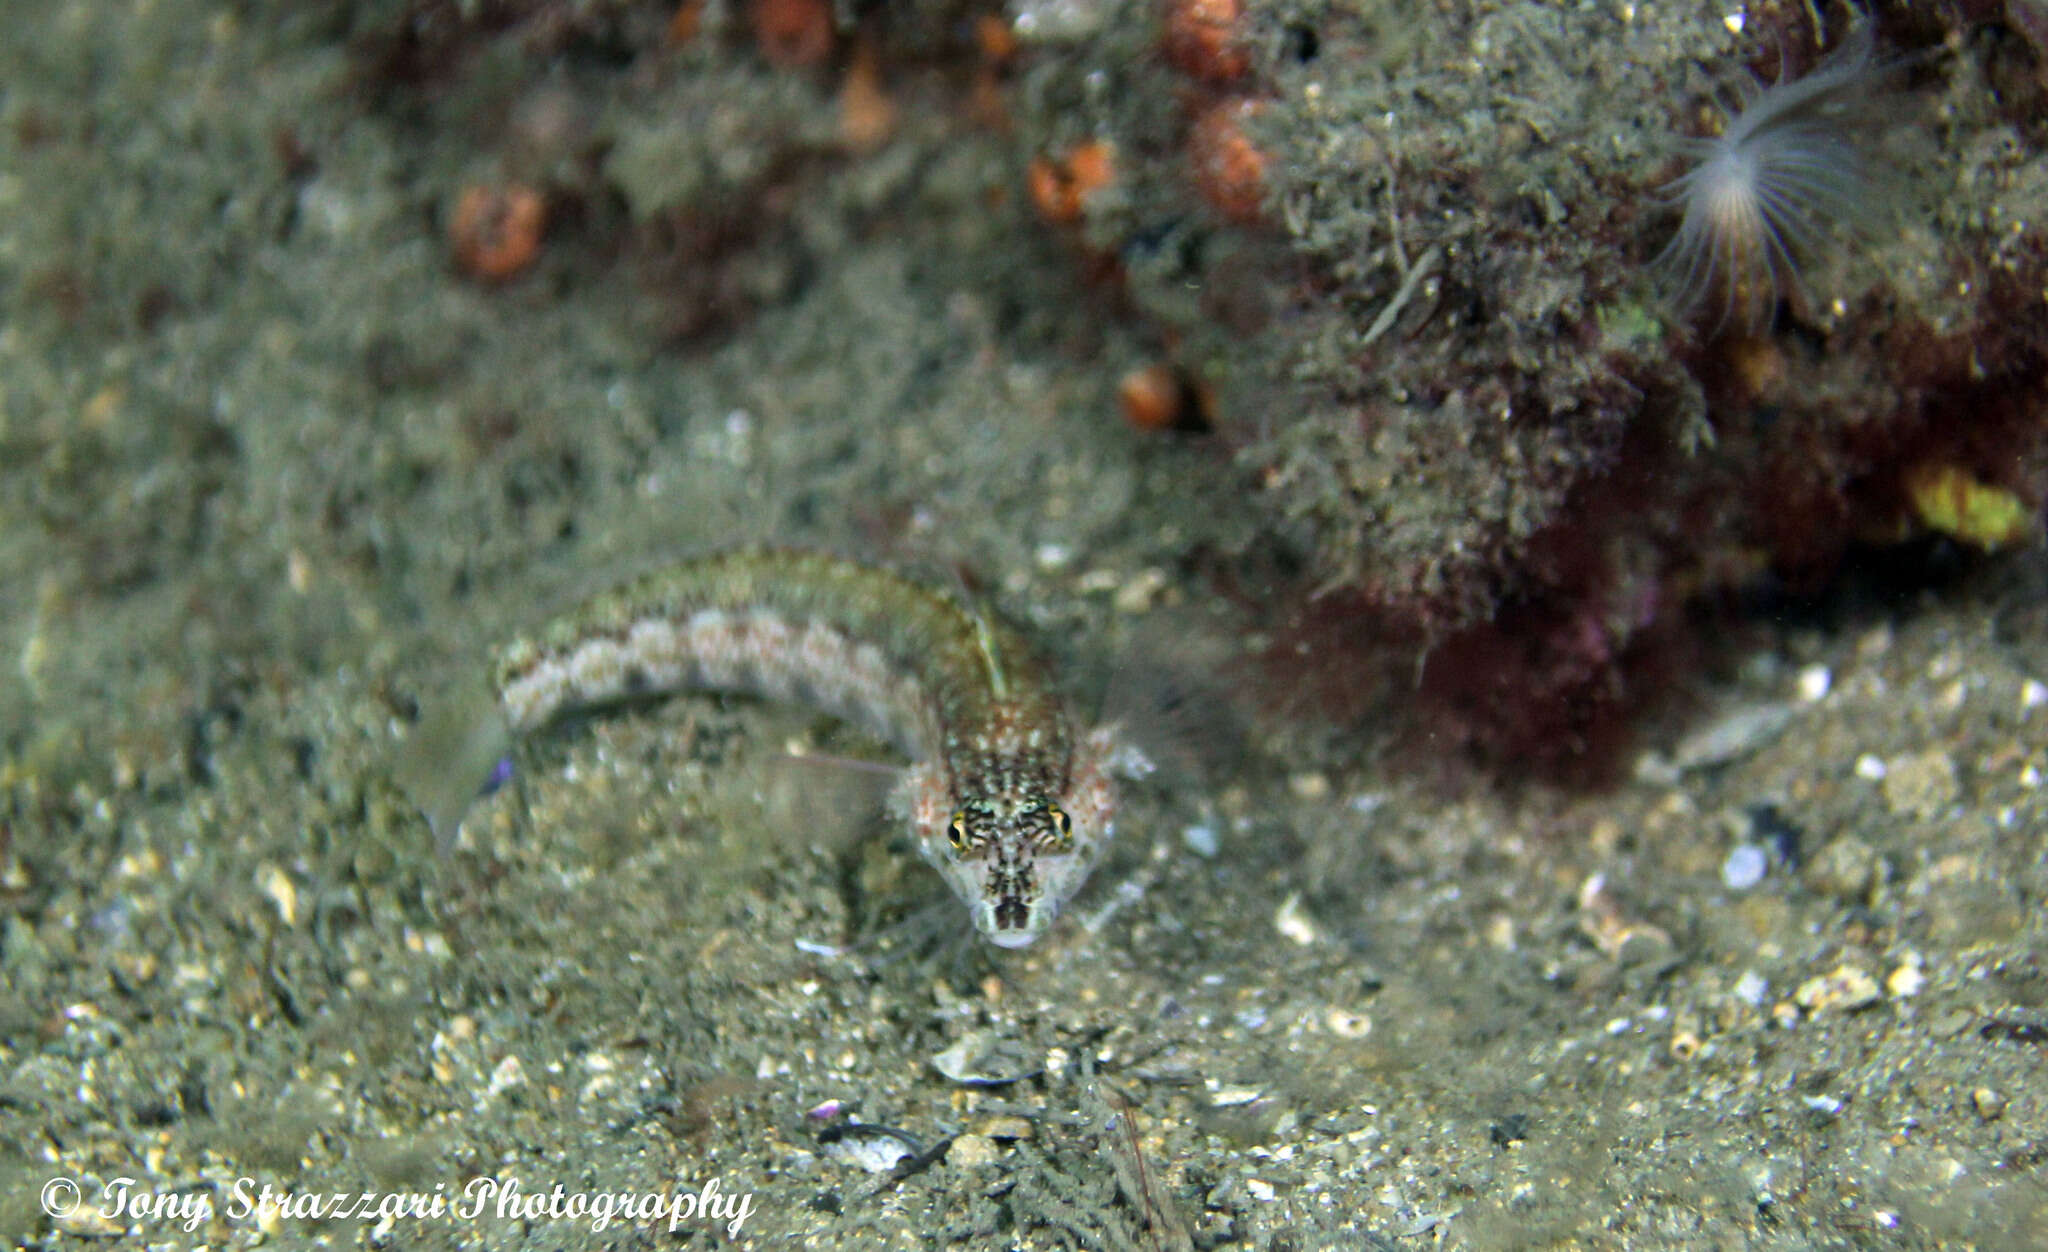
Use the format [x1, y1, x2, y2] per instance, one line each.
[984, 896, 1040, 947]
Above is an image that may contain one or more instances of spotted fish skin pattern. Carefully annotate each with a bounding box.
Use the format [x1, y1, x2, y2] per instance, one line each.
[491, 548, 1117, 947]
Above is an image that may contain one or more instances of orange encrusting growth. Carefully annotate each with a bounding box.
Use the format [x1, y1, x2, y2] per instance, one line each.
[751, 0, 834, 68]
[1119, 364, 1182, 432]
[974, 13, 1020, 66]
[666, 0, 703, 46]
[1028, 140, 1117, 225]
[1117, 363, 1212, 433]
[1187, 97, 1267, 224]
[968, 14, 1019, 130]
[449, 183, 547, 281]
[838, 41, 897, 154]
[1161, 0, 1251, 84]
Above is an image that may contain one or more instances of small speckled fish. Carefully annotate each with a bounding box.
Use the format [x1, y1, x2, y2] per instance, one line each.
[491, 548, 1120, 947]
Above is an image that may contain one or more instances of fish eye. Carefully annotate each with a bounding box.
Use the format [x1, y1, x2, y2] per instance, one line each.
[948, 811, 970, 854]
[1046, 805, 1072, 851]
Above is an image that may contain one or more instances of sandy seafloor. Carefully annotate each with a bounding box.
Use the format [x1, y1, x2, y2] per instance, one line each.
[3, 1, 2047, 1249]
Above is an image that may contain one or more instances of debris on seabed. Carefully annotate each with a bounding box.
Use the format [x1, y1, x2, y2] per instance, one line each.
[1634, 701, 1795, 785]
[1273, 892, 1320, 946]
[1793, 964, 1883, 1014]
[931, 1031, 1040, 1087]
[818, 1122, 922, 1174]
[1721, 843, 1768, 890]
